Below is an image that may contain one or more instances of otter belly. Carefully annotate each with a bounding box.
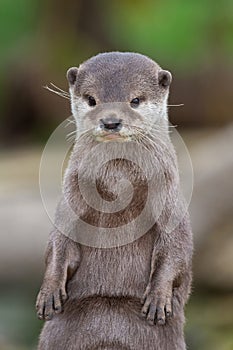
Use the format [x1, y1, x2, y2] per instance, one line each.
[68, 230, 154, 300]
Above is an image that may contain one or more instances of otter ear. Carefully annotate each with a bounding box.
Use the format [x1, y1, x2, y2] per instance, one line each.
[158, 70, 172, 88]
[67, 67, 78, 85]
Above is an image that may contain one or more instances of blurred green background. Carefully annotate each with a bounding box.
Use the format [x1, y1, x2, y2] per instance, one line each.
[0, 0, 233, 349]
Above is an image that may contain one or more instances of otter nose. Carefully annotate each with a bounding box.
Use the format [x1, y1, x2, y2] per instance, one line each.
[100, 118, 122, 131]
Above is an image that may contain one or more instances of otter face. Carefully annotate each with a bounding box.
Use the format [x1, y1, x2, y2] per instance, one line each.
[67, 52, 172, 142]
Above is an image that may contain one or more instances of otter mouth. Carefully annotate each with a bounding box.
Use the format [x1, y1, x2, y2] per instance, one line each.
[95, 132, 132, 142]
[93, 125, 133, 142]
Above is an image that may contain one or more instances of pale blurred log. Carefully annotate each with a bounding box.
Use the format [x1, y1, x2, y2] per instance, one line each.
[188, 124, 233, 244]
[186, 124, 233, 290]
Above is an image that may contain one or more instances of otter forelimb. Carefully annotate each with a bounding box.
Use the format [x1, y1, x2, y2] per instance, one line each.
[36, 230, 81, 320]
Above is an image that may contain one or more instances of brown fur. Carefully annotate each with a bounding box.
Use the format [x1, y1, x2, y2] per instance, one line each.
[36, 52, 193, 350]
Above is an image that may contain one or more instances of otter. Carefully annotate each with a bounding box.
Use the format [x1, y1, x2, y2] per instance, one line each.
[36, 52, 193, 350]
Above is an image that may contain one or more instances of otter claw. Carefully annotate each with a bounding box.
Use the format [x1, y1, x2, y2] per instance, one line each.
[36, 286, 67, 320]
[141, 293, 173, 326]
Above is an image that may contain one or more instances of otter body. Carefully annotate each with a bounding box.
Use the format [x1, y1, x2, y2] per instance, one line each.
[37, 52, 193, 350]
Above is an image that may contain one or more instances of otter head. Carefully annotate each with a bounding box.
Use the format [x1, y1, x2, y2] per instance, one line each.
[66, 52, 172, 142]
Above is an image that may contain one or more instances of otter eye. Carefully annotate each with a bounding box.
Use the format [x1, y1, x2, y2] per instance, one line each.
[87, 96, 96, 107]
[130, 98, 140, 108]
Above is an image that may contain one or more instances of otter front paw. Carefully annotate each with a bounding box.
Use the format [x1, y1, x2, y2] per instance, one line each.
[36, 284, 67, 320]
[141, 288, 173, 325]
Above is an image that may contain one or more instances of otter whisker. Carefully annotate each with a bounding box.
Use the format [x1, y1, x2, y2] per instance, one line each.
[49, 83, 70, 97]
[123, 124, 158, 144]
[44, 84, 71, 100]
[66, 131, 76, 143]
[142, 122, 174, 135]
[66, 127, 93, 143]
[168, 124, 177, 129]
[132, 128, 172, 157]
[75, 128, 96, 141]
[66, 130, 76, 138]
[124, 125, 160, 150]
[66, 136, 75, 143]
[167, 104, 184, 107]
[65, 116, 76, 128]
[124, 123, 171, 142]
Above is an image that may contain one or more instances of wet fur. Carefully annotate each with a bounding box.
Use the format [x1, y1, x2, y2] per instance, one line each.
[37, 52, 193, 350]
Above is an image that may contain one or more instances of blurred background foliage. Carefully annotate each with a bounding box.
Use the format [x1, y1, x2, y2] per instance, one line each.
[0, 0, 233, 349]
